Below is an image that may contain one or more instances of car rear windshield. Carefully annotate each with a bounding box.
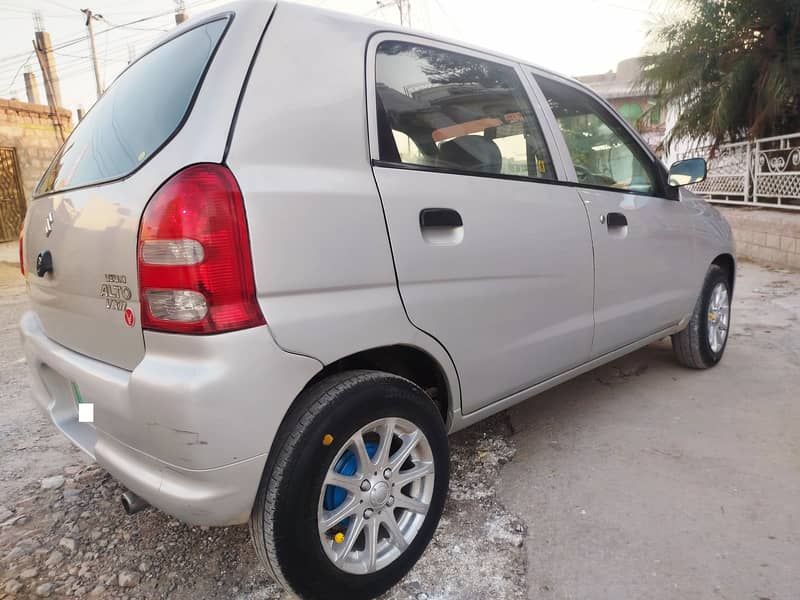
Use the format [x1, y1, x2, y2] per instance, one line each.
[36, 17, 228, 196]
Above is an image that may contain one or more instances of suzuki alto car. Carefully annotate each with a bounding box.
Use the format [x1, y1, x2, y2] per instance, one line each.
[19, 2, 734, 598]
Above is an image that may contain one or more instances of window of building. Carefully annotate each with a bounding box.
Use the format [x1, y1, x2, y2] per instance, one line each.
[649, 105, 661, 126]
[617, 102, 643, 125]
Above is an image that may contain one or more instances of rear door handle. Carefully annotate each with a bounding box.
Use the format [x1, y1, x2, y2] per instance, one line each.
[606, 212, 628, 228]
[420, 208, 463, 228]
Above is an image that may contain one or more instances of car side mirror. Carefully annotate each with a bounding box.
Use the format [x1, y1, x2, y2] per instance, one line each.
[668, 158, 707, 187]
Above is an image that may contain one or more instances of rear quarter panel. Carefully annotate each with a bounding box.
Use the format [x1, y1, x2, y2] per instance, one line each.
[225, 4, 461, 416]
[21, 0, 275, 370]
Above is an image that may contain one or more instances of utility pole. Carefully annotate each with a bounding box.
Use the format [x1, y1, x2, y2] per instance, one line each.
[32, 12, 65, 141]
[24, 67, 42, 105]
[80, 8, 104, 100]
[32, 12, 62, 108]
[174, 0, 188, 25]
[377, 0, 411, 26]
[32, 41, 65, 142]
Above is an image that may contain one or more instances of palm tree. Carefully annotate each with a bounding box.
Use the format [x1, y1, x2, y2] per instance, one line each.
[639, 0, 800, 152]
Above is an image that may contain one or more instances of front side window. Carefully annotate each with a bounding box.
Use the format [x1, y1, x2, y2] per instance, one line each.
[37, 18, 228, 195]
[535, 76, 656, 194]
[376, 41, 555, 181]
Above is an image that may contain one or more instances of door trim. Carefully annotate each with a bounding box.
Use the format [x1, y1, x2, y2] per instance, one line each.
[371, 159, 676, 201]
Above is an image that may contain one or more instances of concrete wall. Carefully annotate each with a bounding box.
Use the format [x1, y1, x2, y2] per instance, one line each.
[717, 206, 800, 271]
[0, 99, 71, 206]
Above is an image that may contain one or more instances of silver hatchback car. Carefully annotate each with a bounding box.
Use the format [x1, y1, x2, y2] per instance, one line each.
[19, 2, 734, 598]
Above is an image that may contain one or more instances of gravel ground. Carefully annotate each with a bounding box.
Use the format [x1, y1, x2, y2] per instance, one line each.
[4, 257, 798, 600]
[0, 261, 526, 599]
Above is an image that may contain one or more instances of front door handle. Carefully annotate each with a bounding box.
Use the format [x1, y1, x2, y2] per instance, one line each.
[420, 208, 463, 228]
[606, 212, 628, 228]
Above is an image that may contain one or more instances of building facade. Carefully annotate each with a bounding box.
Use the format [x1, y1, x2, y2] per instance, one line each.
[0, 99, 70, 242]
[576, 57, 666, 156]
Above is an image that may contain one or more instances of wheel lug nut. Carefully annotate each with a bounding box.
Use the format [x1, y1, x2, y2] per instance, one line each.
[363, 508, 374, 519]
[360, 480, 371, 492]
[383, 468, 392, 479]
[386, 496, 395, 507]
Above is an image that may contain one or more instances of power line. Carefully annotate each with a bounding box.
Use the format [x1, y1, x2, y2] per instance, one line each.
[0, 2, 71, 16]
[39, 0, 82, 13]
[1, 0, 221, 96]
[50, 0, 217, 50]
[3, 51, 34, 93]
[52, 50, 88, 59]
[0, 28, 152, 78]
[44, 33, 157, 78]
[430, 0, 461, 35]
[375, 0, 412, 26]
[98, 14, 170, 33]
[0, 0, 217, 64]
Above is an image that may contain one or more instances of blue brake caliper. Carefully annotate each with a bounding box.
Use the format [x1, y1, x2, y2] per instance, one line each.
[323, 441, 378, 529]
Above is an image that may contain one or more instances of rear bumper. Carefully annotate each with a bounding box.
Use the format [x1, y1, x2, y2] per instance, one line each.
[19, 310, 321, 526]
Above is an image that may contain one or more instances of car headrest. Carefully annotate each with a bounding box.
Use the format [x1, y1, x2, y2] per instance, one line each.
[437, 135, 502, 174]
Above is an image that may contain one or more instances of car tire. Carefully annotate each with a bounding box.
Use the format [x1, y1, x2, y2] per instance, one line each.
[249, 370, 449, 600]
[671, 264, 732, 369]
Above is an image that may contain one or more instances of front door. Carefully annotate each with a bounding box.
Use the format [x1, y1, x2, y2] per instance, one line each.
[534, 75, 697, 357]
[369, 37, 595, 414]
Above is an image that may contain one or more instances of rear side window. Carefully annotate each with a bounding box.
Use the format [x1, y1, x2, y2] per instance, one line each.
[375, 41, 555, 181]
[36, 18, 228, 195]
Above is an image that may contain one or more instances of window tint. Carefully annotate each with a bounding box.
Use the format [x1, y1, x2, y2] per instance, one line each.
[535, 76, 656, 194]
[376, 42, 555, 181]
[37, 18, 228, 195]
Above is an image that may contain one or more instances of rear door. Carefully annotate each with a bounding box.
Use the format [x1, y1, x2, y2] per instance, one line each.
[21, 8, 268, 370]
[533, 74, 697, 357]
[368, 36, 595, 414]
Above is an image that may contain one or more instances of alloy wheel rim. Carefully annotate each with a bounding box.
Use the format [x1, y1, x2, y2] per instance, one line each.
[707, 282, 730, 353]
[317, 417, 435, 575]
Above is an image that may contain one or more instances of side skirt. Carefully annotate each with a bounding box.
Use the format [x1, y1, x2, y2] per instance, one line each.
[448, 321, 687, 433]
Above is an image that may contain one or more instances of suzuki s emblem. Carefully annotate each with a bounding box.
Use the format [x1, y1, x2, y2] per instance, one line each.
[44, 211, 55, 237]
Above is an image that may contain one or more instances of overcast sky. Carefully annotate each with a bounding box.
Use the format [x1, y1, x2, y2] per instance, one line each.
[0, 0, 674, 118]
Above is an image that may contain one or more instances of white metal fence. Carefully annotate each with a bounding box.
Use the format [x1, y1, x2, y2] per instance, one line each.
[676, 133, 800, 210]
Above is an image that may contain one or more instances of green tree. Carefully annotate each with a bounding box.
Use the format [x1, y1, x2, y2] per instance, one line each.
[640, 0, 800, 151]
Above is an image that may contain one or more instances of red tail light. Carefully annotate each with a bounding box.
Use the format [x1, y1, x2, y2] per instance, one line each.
[137, 163, 265, 334]
[19, 230, 24, 276]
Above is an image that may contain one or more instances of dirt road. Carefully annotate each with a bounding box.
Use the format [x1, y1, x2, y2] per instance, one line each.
[501, 262, 800, 600]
